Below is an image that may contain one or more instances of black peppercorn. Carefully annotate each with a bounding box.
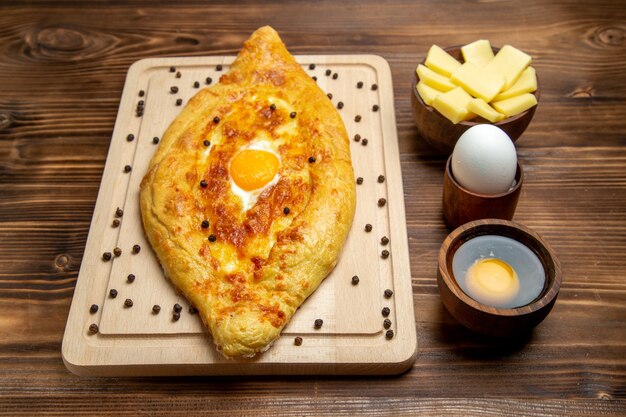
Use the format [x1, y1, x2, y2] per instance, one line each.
[337, 102, 344, 109]
[283, 207, 290, 215]
[355, 115, 361, 122]
[356, 177, 363, 185]
[325, 69, 331, 76]
[332, 72, 338, 79]
[152, 305, 161, 314]
[290, 111, 297, 118]
[113, 247, 122, 257]
[381, 236, 390, 246]
[381, 250, 390, 259]
[127, 274, 136, 283]
[383, 318, 392, 329]
[200, 180, 207, 188]
[139, 90, 145, 97]
[314, 318, 323, 329]
[189, 306, 198, 314]
[309, 63, 315, 70]
[116, 207, 124, 217]
[124, 298, 133, 308]
[382, 307, 390, 317]
[312, 76, 317, 81]
[102, 252, 112, 261]
[327, 93, 333, 99]
[203, 139, 211, 147]
[137, 100, 145, 107]
[351, 275, 359, 285]
[126, 134, 135, 142]
[378, 198, 387, 207]
[112, 219, 120, 228]
[308, 156, 316, 163]
[357, 81, 363, 89]
[169, 66, 176, 73]
[173, 311, 181, 321]
[194, 81, 200, 88]
[208, 234, 217, 242]
[124, 165, 132, 173]
[175, 71, 181, 78]
[371, 84, 378, 91]
[213, 116, 220, 124]
[173, 303, 182, 313]
[365, 224, 372, 232]
[136, 110, 143, 117]
[216, 64, 223, 71]
[90, 304, 98, 314]
[170, 86, 178, 94]
[88, 323, 99, 334]
[294, 336, 303, 346]
[386, 330, 394, 339]
[132, 244, 141, 254]
[361, 138, 368, 146]
[270, 103, 276, 111]
[176, 98, 182, 106]
[206, 77, 213, 85]
[201, 220, 209, 228]
[353, 134, 361, 142]
[378, 175, 385, 183]
[384, 289, 394, 298]
[109, 289, 118, 298]
[372, 104, 380, 112]
[153, 136, 160, 144]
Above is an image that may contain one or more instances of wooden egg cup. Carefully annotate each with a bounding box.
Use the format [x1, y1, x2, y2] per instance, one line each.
[443, 156, 524, 229]
[437, 219, 562, 337]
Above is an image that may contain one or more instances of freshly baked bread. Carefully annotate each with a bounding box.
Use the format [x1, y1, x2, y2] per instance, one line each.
[140, 26, 355, 358]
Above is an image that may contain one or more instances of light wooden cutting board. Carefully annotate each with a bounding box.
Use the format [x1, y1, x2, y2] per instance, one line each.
[62, 55, 417, 376]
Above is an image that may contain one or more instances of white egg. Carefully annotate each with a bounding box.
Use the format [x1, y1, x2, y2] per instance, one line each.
[451, 125, 517, 195]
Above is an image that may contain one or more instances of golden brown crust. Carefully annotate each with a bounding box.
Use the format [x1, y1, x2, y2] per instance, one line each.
[140, 26, 355, 358]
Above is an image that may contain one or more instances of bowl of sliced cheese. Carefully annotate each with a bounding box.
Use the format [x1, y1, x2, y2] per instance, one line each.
[411, 40, 539, 154]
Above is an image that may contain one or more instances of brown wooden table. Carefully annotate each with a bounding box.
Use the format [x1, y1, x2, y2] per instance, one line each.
[1, 1, 625, 415]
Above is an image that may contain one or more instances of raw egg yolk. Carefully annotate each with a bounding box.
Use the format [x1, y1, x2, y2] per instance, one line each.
[465, 258, 520, 308]
[229, 149, 280, 191]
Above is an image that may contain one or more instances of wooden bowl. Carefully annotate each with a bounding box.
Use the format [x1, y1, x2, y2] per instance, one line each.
[411, 46, 539, 154]
[437, 219, 561, 337]
[442, 155, 524, 229]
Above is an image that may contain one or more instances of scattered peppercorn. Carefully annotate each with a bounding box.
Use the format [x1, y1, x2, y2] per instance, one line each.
[332, 72, 338, 79]
[383, 319, 392, 329]
[138, 100, 145, 107]
[173, 303, 182, 313]
[127, 274, 136, 283]
[357, 81, 363, 89]
[113, 247, 122, 257]
[372, 104, 380, 112]
[203, 139, 211, 147]
[327, 93, 333, 99]
[175, 71, 181, 78]
[290, 111, 297, 118]
[378, 175, 385, 183]
[189, 306, 198, 314]
[337, 102, 344, 109]
[308, 156, 316, 163]
[200, 180, 207, 188]
[116, 207, 124, 217]
[90, 304, 99, 314]
[153, 136, 160, 144]
[378, 198, 387, 207]
[139, 90, 145, 97]
[132, 244, 141, 254]
[124, 298, 133, 308]
[325, 69, 331, 76]
[124, 165, 132, 173]
[126, 134, 135, 142]
[294, 336, 303, 346]
[353, 134, 361, 142]
[365, 224, 372, 232]
[194, 81, 200, 88]
[201, 220, 209, 228]
[351, 275, 359, 285]
[112, 219, 120, 228]
[371, 84, 378, 91]
[381, 250, 390, 259]
[314, 319, 323, 329]
[213, 116, 220, 124]
[206, 77, 213, 85]
[312, 76, 317, 81]
[382, 307, 390, 317]
[283, 207, 290, 215]
[173, 311, 181, 321]
[361, 138, 368, 146]
[88, 323, 99, 334]
[170, 86, 178, 94]
[176, 98, 183, 106]
[208, 234, 217, 242]
[384, 289, 394, 298]
[270, 103, 276, 111]
[355, 115, 361, 122]
[309, 63, 315, 70]
[102, 252, 112, 261]
[169, 66, 176, 73]
[381, 236, 390, 246]
[356, 177, 363, 185]
[136, 110, 143, 117]
[386, 330, 394, 339]
[109, 289, 118, 298]
[216, 64, 223, 71]
[152, 304, 161, 314]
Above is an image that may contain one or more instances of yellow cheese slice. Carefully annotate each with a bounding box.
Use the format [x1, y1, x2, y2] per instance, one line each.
[467, 98, 506, 123]
[450, 62, 505, 103]
[425, 44, 462, 77]
[432, 87, 476, 124]
[416, 64, 456, 92]
[492, 93, 537, 117]
[461, 40, 494, 68]
[493, 66, 537, 101]
[416, 81, 442, 105]
[484, 45, 532, 90]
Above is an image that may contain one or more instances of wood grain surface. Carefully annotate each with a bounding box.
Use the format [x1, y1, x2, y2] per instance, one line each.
[0, 0, 625, 415]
